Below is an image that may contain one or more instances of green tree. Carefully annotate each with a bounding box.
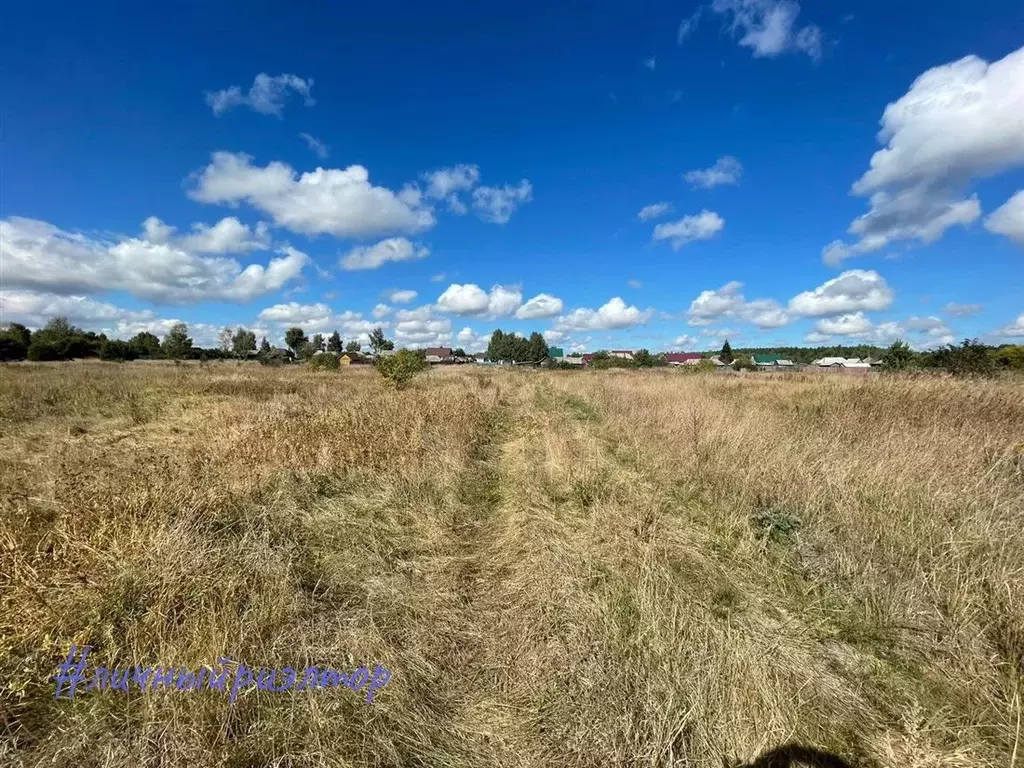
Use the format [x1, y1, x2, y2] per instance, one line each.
[369, 327, 394, 355]
[161, 322, 193, 360]
[881, 339, 916, 371]
[285, 327, 308, 356]
[218, 327, 234, 353]
[99, 339, 138, 362]
[994, 345, 1024, 371]
[0, 325, 30, 361]
[527, 332, 549, 362]
[452, 347, 466, 358]
[634, 349, 656, 367]
[486, 329, 506, 362]
[487, 329, 537, 362]
[327, 331, 343, 353]
[259, 336, 272, 355]
[345, 340, 361, 353]
[298, 340, 318, 360]
[933, 338, 996, 377]
[27, 317, 101, 360]
[720, 339, 734, 364]
[129, 331, 162, 357]
[231, 327, 256, 359]
[2, 323, 32, 348]
[375, 349, 427, 388]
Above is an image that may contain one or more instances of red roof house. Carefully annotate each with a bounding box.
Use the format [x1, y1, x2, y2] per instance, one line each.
[664, 352, 704, 366]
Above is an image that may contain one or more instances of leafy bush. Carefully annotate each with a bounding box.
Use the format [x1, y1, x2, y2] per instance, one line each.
[0, 333, 29, 362]
[375, 350, 426, 388]
[680, 359, 716, 373]
[99, 339, 139, 362]
[587, 351, 633, 370]
[307, 353, 340, 371]
[733, 354, 756, 371]
[928, 338, 996, 377]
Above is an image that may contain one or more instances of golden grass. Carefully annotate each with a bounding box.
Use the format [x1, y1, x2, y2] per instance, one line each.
[1, 362, 1021, 767]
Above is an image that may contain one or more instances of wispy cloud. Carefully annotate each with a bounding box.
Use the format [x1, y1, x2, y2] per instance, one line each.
[298, 132, 328, 159]
[205, 73, 315, 117]
[684, 156, 743, 188]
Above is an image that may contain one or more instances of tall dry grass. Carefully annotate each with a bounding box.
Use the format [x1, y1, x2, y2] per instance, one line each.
[0, 362, 1021, 767]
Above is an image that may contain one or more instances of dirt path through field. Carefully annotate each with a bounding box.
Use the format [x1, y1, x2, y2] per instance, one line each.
[409, 378, 684, 767]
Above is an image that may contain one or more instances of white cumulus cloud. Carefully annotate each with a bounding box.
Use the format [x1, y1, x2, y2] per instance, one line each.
[985, 190, 1024, 246]
[810, 313, 907, 345]
[0, 216, 306, 304]
[998, 313, 1024, 337]
[652, 210, 725, 249]
[687, 281, 745, 326]
[188, 152, 435, 239]
[515, 293, 564, 319]
[788, 270, 894, 316]
[824, 46, 1024, 264]
[0, 290, 221, 344]
[455, 327, 489, 351]
[422, 164, 481, 214]
[340, 238, 429, 271]
[436, 284, 523, 317]
[815, 312, 873, 336]
[391, 305, 453, 347]
[177, 217, 271, 254]
[555, 297, 653, 331]
[257, 301, 376, 339]
[685, 281, 791, 328]
[387, 289, 418, 304]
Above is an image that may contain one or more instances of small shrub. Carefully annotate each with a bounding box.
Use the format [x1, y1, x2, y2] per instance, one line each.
[307, 353, 340, 371]
[752, 506, 802, 544]
[375, 350, 426, 388]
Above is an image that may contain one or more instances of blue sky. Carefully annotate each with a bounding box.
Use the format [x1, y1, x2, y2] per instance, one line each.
[2, 0, 1023, 352]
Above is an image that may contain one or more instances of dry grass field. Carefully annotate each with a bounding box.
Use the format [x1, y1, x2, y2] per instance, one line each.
[1, 362, 1022, 767]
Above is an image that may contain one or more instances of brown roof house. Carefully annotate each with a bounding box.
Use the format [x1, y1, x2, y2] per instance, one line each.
[424, 347, 453, 364]
[664, 352, 704, 366]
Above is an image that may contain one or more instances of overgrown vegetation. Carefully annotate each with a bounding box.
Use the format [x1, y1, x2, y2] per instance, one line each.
[1, 364, 1021, 766]
[374, 348, 427, 387]
[306, 352, 341, 370]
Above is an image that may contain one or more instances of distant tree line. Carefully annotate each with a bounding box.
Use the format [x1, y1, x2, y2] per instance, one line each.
[3, 318, 1022, 376]
[879, 338, 1023, 375]
[0, 318, 201, 362]
[0, 318, 264, 363]
[730, 343, 888, 364]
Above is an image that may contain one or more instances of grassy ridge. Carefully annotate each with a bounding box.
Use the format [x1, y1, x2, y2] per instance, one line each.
[1, 362, 1021, 767]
